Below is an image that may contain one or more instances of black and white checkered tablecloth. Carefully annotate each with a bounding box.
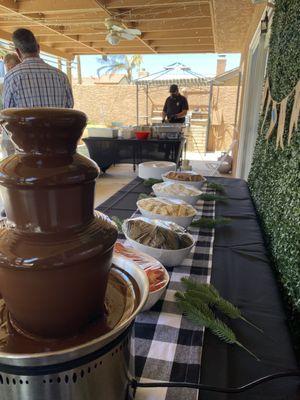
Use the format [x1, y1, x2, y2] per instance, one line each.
[120, 186, 216, 400]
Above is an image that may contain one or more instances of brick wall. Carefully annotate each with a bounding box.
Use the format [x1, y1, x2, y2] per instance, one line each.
[73, 83, 238, 151]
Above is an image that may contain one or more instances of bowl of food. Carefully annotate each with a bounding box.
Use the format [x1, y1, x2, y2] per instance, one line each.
[138, 161, 176, 180]
[113, 242, 169, 311]
[137, 197, 197, 228]
[122, 217, 195, 267]
[143, 265, 169, 311]
[152, 182, 203, 206]
[136, 131, 150, 140]
[162, 171, 206, 189]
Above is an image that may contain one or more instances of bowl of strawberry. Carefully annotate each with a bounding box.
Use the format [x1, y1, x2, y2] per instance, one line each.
[142, 265, 169, 311]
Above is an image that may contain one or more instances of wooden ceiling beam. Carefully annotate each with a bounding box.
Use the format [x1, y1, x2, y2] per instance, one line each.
[134, 19, 212, 31]
[142, 29, 213, 39]
[123, 16, 211, 23]
[17, 0, 101, 14]
[146, 39, 214, 46]
[154, 45, 214, 52]
[53, 41, 144, 49]
[0, 27, 73, 59]
[0, 3, 105, 56]
[106, 0, 209, 8]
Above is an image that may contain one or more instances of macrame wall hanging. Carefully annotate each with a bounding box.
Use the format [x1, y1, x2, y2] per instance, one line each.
[260, 78, 300, 149]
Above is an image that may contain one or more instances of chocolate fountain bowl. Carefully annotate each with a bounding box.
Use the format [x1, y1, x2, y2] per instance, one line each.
[0, 108, 119, 338]
[0, 108, 149, 400]
[0, 260, 149, 400]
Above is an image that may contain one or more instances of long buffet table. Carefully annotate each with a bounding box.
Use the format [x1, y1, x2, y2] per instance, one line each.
[83, 137, 186, 172]
[97, 177, 299, 400]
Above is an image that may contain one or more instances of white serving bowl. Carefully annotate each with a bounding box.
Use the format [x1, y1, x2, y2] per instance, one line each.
[142, 266, 169, 311]
[113, 242, 169, 312]
[162, 171, 206, 189]
[123, 223, 195, 267]
[137, 198, 197, 228]
[152, 182, 203, 206]
[138, 161, 176, 180]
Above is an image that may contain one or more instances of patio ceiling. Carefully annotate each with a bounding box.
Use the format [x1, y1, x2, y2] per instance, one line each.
[0, 0, 265, 59]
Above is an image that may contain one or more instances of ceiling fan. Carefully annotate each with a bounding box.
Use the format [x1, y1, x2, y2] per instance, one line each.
[105, 18, 141, 45]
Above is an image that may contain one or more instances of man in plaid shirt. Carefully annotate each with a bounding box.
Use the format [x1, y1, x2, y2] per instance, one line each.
[3, 28, 74, 109]
[1, 28, 74, 158]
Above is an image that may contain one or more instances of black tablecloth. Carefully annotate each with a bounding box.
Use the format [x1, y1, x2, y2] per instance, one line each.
[97, 177, 299, 400]
[84, 137, 185, 172]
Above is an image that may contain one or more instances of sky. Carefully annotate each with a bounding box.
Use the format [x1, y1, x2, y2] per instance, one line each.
[77, 53, 241, 78]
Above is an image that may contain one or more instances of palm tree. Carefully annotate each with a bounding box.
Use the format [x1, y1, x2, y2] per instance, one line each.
[96, 55, 143, 83]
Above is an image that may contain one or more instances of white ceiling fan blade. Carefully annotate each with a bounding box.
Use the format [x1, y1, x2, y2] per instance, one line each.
[111, 24, 124, 32]
[124, 28, 141, 36]
[119, 32, 136, 40]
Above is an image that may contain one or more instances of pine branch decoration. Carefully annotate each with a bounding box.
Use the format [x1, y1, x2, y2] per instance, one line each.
[111, 216, 124, 233]
[176, 293, 259, 361]
[190, 217, 232, 229]
[181, 278, 263, 333]
[199, 194, 228, 202]
[143, 178, 163, 187]
[206, 182, 226, 194]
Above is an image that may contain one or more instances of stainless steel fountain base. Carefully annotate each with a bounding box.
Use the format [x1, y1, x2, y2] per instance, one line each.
[0, 262, 149, 400]
[0, 325, 134, 400]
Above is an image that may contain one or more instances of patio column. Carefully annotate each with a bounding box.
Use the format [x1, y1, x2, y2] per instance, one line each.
[67, 60, 72, 85]
[57, 58, 62, 71]
[77, 55, 82, 85]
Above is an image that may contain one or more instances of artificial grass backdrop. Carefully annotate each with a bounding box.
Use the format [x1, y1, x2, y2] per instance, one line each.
[248, 0, 300, 353]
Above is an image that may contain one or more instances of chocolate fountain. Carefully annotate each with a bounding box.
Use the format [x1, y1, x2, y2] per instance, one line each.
[0, 108, 149, 400]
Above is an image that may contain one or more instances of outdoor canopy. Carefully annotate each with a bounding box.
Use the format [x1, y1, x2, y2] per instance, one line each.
[134, 62, 214, 125]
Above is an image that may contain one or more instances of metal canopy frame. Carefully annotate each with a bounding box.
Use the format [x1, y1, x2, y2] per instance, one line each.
[135, 62, 213, 125]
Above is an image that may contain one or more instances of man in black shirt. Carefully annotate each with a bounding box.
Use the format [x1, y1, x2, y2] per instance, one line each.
[162, 84, 189, 123]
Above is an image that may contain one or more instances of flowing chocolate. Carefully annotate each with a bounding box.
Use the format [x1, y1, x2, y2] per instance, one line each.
[0, 108, 118, 338]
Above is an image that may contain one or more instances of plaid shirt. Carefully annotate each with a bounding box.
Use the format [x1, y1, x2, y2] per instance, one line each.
[3, 57, 74, 109]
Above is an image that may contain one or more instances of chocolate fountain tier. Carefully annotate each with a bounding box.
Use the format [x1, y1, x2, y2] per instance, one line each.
[0, 108, 118, 338]
[0, 263, 149, 400]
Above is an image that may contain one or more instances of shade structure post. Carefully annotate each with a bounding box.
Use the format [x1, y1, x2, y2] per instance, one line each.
[206, 80, 213, 152]
[136, 83, 139, 126]
[146, 84, 149, 125]
[57, 58, 62, 71]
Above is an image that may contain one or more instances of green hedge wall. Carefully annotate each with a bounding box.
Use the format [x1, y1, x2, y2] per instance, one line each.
[248, 0, 300, 352]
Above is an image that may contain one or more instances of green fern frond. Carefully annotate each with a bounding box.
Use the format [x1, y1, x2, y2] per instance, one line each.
[138, 193, 154, 200]
[183, 292, 215, 320]
[190, 217, 232, 229]
[206, 182, 226, 194]
[181, 278, 263, 333]
[111, 216, 124, 233]
[209, 318, 237, 345]
[199, 194, 228, 202]
[143, 178, 163, 187]
[176, 296, 260, 361]
[181, 278, 220, 298]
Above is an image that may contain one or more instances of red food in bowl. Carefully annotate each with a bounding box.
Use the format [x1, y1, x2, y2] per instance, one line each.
[135, 131, 150, 140]
[145, 266, 167, 292]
